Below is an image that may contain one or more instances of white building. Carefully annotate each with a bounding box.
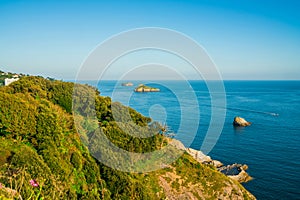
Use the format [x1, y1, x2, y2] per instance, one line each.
[4, 78, 19, 86]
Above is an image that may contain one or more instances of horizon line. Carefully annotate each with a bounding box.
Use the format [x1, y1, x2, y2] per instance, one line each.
[68, 79, 300, 81]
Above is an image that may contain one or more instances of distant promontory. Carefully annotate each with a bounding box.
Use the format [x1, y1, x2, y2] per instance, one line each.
[121, 82, 133, 86]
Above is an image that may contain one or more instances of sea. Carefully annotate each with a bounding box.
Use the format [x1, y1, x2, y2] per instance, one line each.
[78, 80, 300, 200]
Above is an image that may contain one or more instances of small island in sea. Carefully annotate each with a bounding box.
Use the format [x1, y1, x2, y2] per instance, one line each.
[121, 82, 133, 86]
[134, 84, 160, 92]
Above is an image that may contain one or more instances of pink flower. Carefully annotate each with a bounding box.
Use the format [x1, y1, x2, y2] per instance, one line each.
[0, 182, 3, 189]
[29, 179, 39, 187]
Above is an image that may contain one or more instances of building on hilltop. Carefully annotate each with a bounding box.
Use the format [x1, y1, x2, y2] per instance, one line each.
[5, 78, 19, 86]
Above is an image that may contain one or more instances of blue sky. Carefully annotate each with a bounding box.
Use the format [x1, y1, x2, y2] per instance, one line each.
[0, 0, 299, 80]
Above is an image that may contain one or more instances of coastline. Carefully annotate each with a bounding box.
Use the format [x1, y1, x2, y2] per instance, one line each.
[170, 139, 253, 183]
[96, 80, 300, 199]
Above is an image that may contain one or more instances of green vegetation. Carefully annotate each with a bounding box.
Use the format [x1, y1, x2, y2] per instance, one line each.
[0, 75, 254, 199]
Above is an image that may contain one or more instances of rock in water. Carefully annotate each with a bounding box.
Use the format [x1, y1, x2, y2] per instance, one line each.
[233, 116, 251, 127]
[121, 82, 133, 86]
[134, 84, 160, 92]
[218, 163, 253, 183]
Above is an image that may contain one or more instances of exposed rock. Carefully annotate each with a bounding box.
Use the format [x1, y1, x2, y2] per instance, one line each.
[219, 164, 242, 176]
[218, 164, 253, 183]
[228, 170, 253, 183]
[186, 148, 212, 163]
[170, 139, 186, 151]
[121, 82, 133, 86]
[241, 164, 249, 171]
[185, 148, 224, 168]
[172, 140, 252, 183]
[134, 84, 160, 92]
[212, 160, 224, 168]
[233, 116, 252, 127]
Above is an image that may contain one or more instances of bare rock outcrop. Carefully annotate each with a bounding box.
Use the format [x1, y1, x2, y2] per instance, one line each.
[186, 148, 213, 163]
[219, 164, 253, 183]
[183, 145, 252, 183]
[233, 116, 252, 127]
[134, 84, 160, 92]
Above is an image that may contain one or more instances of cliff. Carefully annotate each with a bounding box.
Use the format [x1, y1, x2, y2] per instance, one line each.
[0, 75, 255, 199]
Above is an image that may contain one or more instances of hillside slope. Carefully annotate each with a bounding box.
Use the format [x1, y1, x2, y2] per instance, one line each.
[0, 76, 255, 199]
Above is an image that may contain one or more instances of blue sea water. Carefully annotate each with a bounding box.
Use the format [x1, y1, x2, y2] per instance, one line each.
[82, 80, 300, 199]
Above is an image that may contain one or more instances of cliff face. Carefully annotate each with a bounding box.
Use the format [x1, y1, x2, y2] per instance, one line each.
[0, 76, 255, 199]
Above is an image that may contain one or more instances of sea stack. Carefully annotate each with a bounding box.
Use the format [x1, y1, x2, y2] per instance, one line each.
[233, 116, 251, 127]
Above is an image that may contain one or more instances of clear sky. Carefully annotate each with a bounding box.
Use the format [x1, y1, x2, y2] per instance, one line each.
[0, 0, 299, 80]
